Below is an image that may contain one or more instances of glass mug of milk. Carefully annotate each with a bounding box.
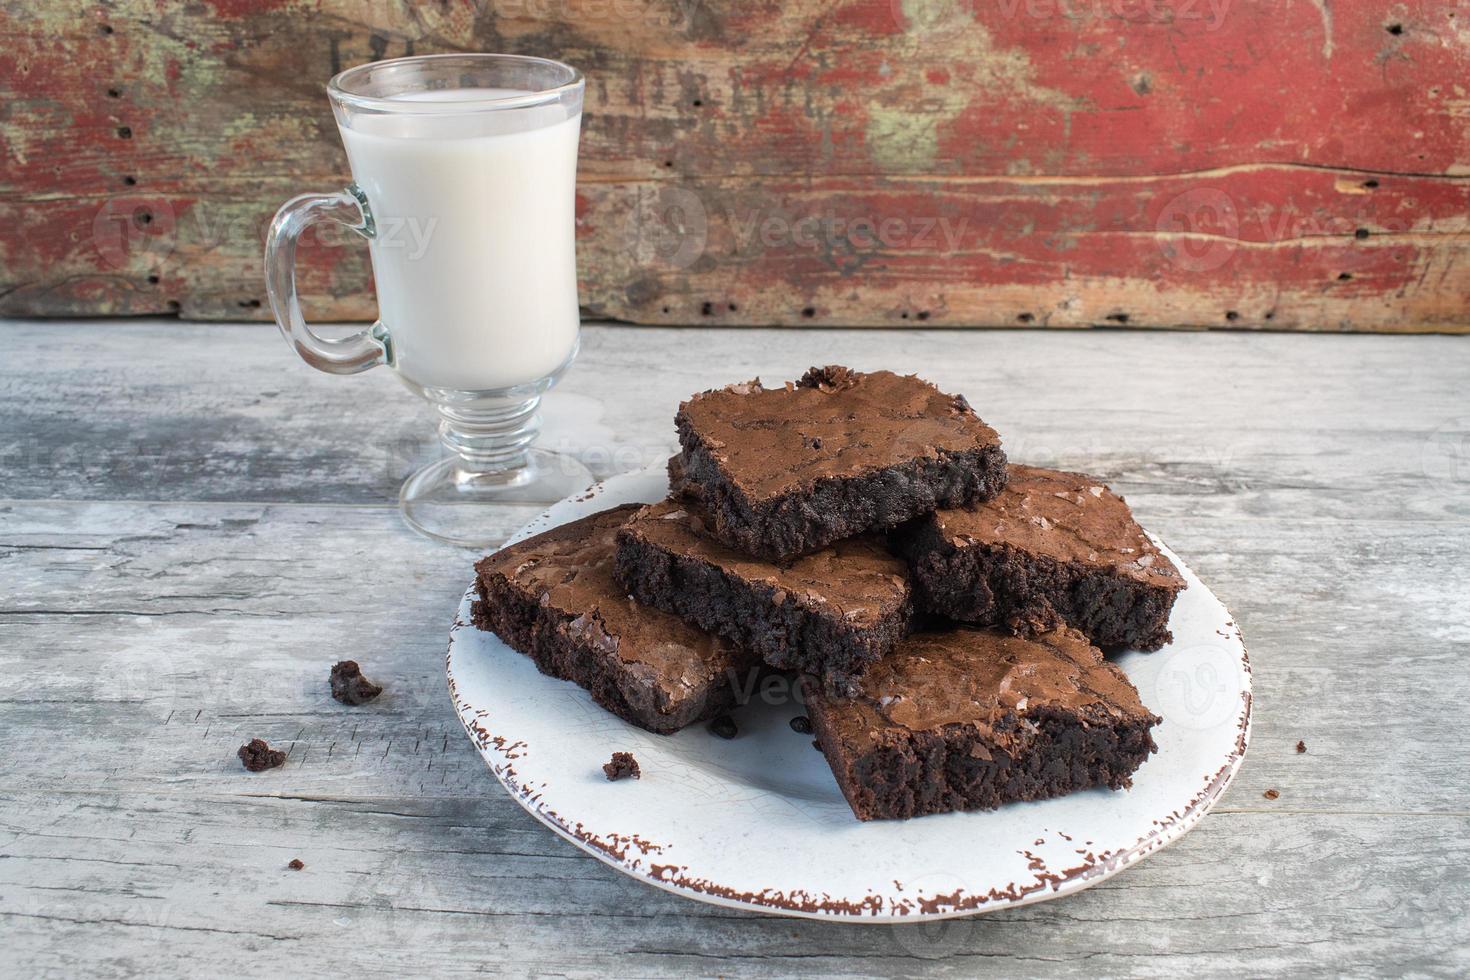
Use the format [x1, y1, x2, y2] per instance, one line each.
[265, 54, 588, 547]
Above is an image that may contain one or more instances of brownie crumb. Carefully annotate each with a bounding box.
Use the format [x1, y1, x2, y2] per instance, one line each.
[602, 751, 640, 781]
[330, 660, 383, 705]
[287, 858, 305, 870]
[789, 715, 812, 734]
[238, 738, 286, 772]
[795, 364, 858, 391]
[1263, 788, 1280, 800]
[1296, 740, 1307, 753]
[708, 715, 738, 740]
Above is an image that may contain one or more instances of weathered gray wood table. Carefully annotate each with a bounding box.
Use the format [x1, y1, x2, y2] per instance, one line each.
[3, 319, 1468, 977]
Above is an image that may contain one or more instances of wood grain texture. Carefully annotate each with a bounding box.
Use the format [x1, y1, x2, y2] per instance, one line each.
[2, 317, 1469, 974]
[2, 2, 1469, 329]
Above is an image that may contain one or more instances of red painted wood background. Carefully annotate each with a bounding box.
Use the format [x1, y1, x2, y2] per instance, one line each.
[2, 0, 1469, 330]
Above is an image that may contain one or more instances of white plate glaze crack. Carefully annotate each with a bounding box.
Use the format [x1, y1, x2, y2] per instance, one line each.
[446, 466, 1252, 921]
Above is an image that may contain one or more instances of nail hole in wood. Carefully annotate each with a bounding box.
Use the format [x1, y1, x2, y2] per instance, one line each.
[691, 99, 702, 107]
[107, 87, 122, 98]
[1386, 23, 1403, 35]
[1337, 272, 1353, 281]
[1018, 313, 1035, 323]
[117, 125, 132, 139]
[727, 302, 737, 312]
[166, 299, 180, 312]
[700, 301, 714, 315]
[147, 274, 160, 284]
[123, 175, 136, 186]
[1225, 310, 1240, 322]
[1363, 179, 1379, 189]
[1106, 312, 1130, 324]
[1265, 310, 1276, 320]
[801, 307, 816, 318]
[1355, 228, 1370, 240]
[99, 24, 114, 35]
[239, 298, 261, 308]
[916, 311, 930, 321]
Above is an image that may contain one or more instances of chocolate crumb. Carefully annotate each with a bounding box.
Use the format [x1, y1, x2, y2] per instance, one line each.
[1263, 788, 1280, 800]
[330, 660, 383, 705]
[708, 715, 738, 740]
[1296, 740, 1306, 753]
[238, 738, 286, 772]
[602, 751, 640, 781]
[287, 858, 305, 870]
[795, 365, 858, 391]
[789, 715, 812, 734]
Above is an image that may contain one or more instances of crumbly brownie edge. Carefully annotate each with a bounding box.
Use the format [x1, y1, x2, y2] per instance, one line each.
[903, 531, 1180, 651]
[614, 528, 910, 696]
[675, 432, 1008, 560]
[806, 685, 1159, 821]
[471, 569, 739, 735]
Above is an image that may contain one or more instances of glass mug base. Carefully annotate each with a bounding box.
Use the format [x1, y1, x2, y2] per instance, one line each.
[399, 449, 594, 548]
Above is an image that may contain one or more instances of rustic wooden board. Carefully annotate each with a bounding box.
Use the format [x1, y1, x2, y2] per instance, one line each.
[3, 320, 1468, 522]
[2, 2, 1469, 329]
[5, 499, 1469, 814]
[2, 317, 1470, 974]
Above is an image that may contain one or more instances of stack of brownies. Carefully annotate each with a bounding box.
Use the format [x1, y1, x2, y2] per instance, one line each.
[472, 366, 1186, 821]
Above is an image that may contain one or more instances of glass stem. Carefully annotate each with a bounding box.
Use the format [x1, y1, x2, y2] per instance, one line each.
[435, 396, 541, 475]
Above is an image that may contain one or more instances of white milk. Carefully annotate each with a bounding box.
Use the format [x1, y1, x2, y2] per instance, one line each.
[339, 89, 581, 392]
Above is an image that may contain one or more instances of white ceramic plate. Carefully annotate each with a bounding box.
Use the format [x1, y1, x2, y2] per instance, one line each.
[446, 467, 1251, 921]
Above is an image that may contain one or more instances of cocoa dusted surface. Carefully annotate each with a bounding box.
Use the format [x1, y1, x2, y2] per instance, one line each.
[472, 505, 760, 735]
[805, 628, 1160, 821]
[677, 366, 1004, 499]
[675, 366, 1008, 559]
[619, 499, 909, 628]
[614, 497, 912, 695]
[902, 465, 1185, 650]
[924, 465, 1183, 586]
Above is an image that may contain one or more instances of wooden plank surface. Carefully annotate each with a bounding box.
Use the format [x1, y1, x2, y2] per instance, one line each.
[2, 317, 1468, 975]
[3, 3, 1470, 329]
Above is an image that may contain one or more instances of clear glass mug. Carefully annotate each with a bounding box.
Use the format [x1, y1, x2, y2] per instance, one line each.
[265, 53, 589, 547]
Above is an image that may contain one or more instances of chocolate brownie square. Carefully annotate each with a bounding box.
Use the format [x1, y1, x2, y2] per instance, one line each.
[615, 497, 912, 697]
[472, 505, 760, 735]
[900, 465, 1185, 651]
[805, 627, 1159, 821]
[675, 366, 1007, 560]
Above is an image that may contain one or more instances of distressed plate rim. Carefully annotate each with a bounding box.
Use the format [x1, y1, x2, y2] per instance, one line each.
[446, 466, 1252, 921]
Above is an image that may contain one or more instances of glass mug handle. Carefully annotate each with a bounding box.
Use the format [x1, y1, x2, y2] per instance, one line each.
[264, 183, 387, 375]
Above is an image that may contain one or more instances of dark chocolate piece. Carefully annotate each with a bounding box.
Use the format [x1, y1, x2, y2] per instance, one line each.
[900, 465, 1185, 651]
[675, 366, 1007, 560]
[602, 751, 641, 781]
[472, 505, 760, 735]
[615, 497, 912, 697]
[1296, 740, 1307, 753]
[790, 715, 812, 734]
[708, 715, 738, 740]
[805, 627, 1159, 821]
[287, 858, 305, 870]
[237, 738, 286, 772]
[329, 660, 383, 705]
